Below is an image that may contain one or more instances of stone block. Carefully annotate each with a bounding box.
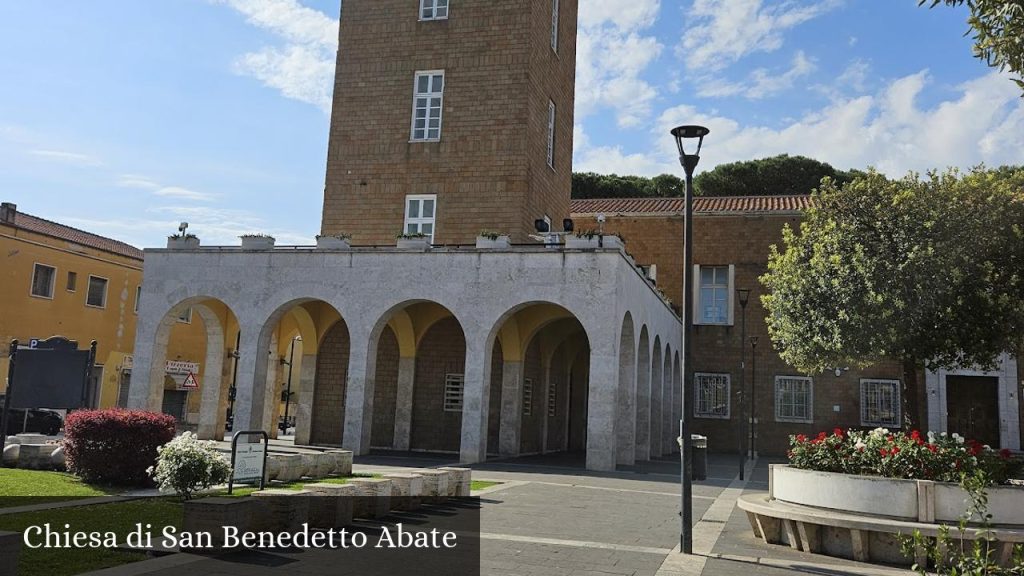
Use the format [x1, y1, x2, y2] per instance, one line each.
[417, 470, 449, 504]
[0, 531, 20, 576]
[252, 489, 311, 532]
[312, 453, 334, 479]
[348, 478, 392, 519]
[182, 497, 254, 550]
[49, 445, 65, 469]
[18, 444, 55, 470]
[439, 467, 471, 497]
[275, 454, 305, 483]
[2, 444, 19, 466]
[303, 483, 355, 528]
[326, 450, 353, 476]
[14, 434, 48, 445]
[264, 457, 280, 482]
[383, 474, 423, 511]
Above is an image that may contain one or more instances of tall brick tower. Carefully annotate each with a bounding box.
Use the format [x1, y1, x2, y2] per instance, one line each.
[321, 0, 578, 244]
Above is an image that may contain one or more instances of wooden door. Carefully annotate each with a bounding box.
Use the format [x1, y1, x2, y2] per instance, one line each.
[945, 376, 1000, 448]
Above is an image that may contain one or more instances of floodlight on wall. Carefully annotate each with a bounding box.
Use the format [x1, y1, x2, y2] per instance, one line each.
[535, 219, 550, 233]
[563, 218, 574, 232]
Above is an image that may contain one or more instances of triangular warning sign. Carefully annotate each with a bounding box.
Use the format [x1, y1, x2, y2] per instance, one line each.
[182, 372, 199, 389]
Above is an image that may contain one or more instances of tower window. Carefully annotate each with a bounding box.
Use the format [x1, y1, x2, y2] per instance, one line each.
[404, 195, 437, 242]
[551, 0, 560, 53]
[411, 71, 445, 141]
[420, 0, 448, 21]
[547, 100, 556, 169]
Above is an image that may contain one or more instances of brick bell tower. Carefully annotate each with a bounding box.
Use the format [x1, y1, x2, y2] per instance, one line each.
[321, 0, 578, 245]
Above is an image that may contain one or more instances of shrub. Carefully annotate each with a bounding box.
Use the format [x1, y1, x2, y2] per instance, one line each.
[63, 409, 176, 486]
[788, 428, 1021, 485]
[149, 432, 231, 500]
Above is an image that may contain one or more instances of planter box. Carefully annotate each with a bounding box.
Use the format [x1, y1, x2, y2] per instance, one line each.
[475, 235, 511, 249]
[564, 235, 624, 250]
[396, 237, 430, 250]
[316, 236, 351, 250]
[241, 236, 275, 250]
[166, 237, 199, 249]
[771, 464, 1024, 525]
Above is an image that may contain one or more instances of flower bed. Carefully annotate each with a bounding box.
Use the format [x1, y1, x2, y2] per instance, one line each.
[788, 428, 1021, 485]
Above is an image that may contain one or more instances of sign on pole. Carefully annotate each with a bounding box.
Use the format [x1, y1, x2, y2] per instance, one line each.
[228, 430, 268, 494]
[182, 372, 199, 389]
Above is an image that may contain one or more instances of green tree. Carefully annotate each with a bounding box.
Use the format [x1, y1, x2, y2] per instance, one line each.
[694, 155, 857, 197]
[924, 0, 1024, 92]
[571, 172, 683, 199]
[760, 167, 1024, 428]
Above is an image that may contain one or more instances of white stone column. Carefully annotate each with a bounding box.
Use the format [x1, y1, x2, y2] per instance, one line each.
[232, 327, 268, 433]
[662, 356, 674, 456]
[261, 332, 281, 439]
[650, 352, 663, 458]
[636, 358, 651, 462]
[195, 316, 226, 440]
[392, 357, 416, 451]
[586, 333, 618, 471]
[342, 327, 375, 455]
[460, 338, 493, 464]
[498, 361, 524, 457]
[541, 356, 553, 454]
[616, 365, 637, 467]
[293, 353, 317, 446]
[127, 313, 168, 412]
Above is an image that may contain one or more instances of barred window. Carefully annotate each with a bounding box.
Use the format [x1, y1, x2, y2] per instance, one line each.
[86, 275, 108, 308]
[775, 376, 813, 423]
[547, 379, 557, 417]
[694, 373, 730, 419]
[443, 373, 464, 412]
[523, 378, 533, 416]
[861, 379, 901, 427]
[420, 0, 448, 20]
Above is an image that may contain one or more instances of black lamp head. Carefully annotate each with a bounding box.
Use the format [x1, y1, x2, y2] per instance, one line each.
[737, 288, 751, 307]
[535, 219, 550, 233]
[563, 218, 574, 233]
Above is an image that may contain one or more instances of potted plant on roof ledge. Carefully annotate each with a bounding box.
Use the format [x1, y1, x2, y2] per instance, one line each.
[240, 234, 276, 250]
[476, 230, 510, 249]
[564, 229, 624, 251]
[316, 233, 352, 250]
[166, 233, 200, 250]
[396, 232, 431, 250]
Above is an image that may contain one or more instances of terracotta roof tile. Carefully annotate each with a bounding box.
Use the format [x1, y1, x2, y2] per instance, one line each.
[9, 211, 144, 261]
[569, 195, 812, 216]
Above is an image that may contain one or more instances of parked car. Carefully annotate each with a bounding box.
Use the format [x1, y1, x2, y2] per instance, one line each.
[3, 407, 63, 435]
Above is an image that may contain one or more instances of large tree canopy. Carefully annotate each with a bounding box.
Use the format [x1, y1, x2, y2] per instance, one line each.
[760, 167, 1024, 427]
[571, 155, 856, 199]
[926, 0, 1024, 92]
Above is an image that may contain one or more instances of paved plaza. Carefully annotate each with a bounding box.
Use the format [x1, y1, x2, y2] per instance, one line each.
[80, 452, 913, 576]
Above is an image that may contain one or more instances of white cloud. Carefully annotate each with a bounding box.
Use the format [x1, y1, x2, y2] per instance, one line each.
[575, 71, 1024, 178]
[696, 50, 816, 99]
[115, 174, 161, 189]
[213, 0, 338, 112]
[153, 186, 216, 201]
[679, 0, 842, 71]
[576, 0, 664, 128]
[28, 149, 102, 167]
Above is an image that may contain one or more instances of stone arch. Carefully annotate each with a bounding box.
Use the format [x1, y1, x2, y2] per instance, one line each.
[617, 312, 637, 466]
[636, 326, 652, 461]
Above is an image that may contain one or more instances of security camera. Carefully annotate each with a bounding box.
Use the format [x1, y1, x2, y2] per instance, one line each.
[178, 222, 189, 234]
[596, 213, 606, 224]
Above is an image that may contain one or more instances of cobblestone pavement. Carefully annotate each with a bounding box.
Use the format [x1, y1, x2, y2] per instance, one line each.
[83, 453, 912, 576]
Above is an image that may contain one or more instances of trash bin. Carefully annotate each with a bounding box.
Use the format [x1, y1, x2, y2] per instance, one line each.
[691, 434, 708, 481]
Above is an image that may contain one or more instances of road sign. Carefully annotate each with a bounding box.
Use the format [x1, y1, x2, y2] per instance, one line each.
[182, 372, 199, 389]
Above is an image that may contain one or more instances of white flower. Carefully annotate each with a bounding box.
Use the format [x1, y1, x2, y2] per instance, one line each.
[854, 440, 866, 450]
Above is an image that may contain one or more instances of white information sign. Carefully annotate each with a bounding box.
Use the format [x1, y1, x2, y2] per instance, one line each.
[232, 442, 266, 484]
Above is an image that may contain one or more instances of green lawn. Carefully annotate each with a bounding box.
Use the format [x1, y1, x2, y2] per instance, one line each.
[0, 498, 182, 576]
[471, 480, 501, 491]
[0, 468, 123, 507]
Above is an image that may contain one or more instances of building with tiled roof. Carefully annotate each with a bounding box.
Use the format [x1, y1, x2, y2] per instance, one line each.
[569, 195, 812, 216]
[2, 202, 143, 260]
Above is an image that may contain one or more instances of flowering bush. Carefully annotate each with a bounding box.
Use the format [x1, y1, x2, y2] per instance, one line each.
[788, 428, 1021, 485]
[148, 432, 232, 500]
[63, 409, 177, 486]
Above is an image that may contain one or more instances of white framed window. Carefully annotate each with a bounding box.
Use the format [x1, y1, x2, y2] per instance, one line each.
[523, 378, 533, 416]
[30, 263, 56, 299]
[410, 71, 445, 141]
[775, 376, 813, 423]
[86, 275, 108, 308]
[694, 264, 735, 325]
[404, 194, 437, 242]
[551, 0, 560, 53]
[694, 372, 730, 419]
[547, 380, 557, 417]
[178, 307, 193, 324]
[444, 373, 464, 412]
[547, 100, 556, 169]
[861, 379, 901, 428]
[420, 0, 448, 21]
[134, 286, 142, 314]
[66, 271, 78, 292]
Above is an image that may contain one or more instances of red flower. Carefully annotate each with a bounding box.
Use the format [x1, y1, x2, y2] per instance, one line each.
[926, 444, 938, 453]
[967, 440, 983, 456]
[910, 430, 924, 445]
[816, 432, 827, 441]
[833, 428, 845, 438]
[795, 434, 808, 443]
[880, 448, 889, 457]
[887, 435, 895, 443]
[1000, 449, 1012, 460]
[891, 446, 901, 455]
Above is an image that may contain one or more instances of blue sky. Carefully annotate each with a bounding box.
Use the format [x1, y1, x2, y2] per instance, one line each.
[1, 0, 1021, 247]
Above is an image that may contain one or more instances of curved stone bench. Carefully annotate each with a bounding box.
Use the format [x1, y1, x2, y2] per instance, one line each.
[738, 493, 1024, 567]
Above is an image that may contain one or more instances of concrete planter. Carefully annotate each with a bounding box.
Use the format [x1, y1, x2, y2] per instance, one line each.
[316, 236, 351, 250]
[240, 236, 275, 250]
[564, 235, 624, 250]
[166, 236, 200, 250]
[771, 465, 1024, 524]
[475, 235, 511, 249]
[396, 237, 430, 250]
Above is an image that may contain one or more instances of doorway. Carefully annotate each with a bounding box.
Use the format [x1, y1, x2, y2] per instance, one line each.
[945, 375, 1000, 448]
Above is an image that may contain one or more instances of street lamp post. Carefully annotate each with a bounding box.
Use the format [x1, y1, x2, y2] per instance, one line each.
[750, 336, 760, 459]
[281, 335, 301, 436]
[671, 124, 709, 555]
[736, 289, 750, 480]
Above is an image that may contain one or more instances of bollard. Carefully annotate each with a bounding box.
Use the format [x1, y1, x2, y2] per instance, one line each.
[303, 483, 356, 528]
[439, 467, 472, 497]
[252, 489, 311, 532]
[348, 478, 392, 519]
[416, 470, 449, 504]
[383, 473, 423, 511]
